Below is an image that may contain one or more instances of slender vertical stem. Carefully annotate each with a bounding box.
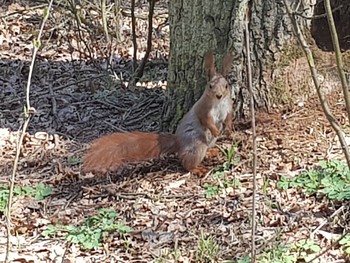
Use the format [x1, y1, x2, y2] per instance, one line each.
[5, 1, 54, 262]
[324, 0, 350, 126]
[245, 3, 257, 262]
[101, 0, 109, 42]
[131, 0, 137, 73]
[134, 0, 156, 82]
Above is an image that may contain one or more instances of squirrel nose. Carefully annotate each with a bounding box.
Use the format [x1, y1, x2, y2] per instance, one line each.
[216, 95, 222, 99]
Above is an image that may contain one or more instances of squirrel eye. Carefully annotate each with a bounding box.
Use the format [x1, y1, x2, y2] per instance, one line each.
[225, 84, 229, 89]
[209, 84, 213, 89]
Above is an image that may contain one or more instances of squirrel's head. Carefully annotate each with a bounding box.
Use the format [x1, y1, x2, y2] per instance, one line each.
[207, 74, 230, 100]
[203, 50, 233, 100]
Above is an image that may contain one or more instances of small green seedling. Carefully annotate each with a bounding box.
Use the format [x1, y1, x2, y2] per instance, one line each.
[67, 156, 82, 165]
[212, 171, 241, 188]
[0, 183, 52, 212]
[196, 231, 219, 262]
[339, 234, 350, 255]
[292, 240, 321, 261]
[203, 183, 221, 199]
[217, 143, 240, 171]
[235, 256, 250, 263]
[234, 239, 321, 263]
[43, 208, 131, 250]
[258, 244, 296, 263]
[154, 248, 182, 263]
[200, 143, 241, 199]
[277, 160, 350, 200]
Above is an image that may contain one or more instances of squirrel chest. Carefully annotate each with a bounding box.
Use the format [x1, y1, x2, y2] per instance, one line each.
[209, 96, 232, 127]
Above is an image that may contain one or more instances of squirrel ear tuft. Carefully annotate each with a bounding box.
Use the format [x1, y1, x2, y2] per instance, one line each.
[203, 50, 216, 79]
[221, 52, 233, 78]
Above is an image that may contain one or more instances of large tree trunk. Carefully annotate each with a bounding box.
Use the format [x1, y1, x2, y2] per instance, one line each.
[162, 0, 314, 133]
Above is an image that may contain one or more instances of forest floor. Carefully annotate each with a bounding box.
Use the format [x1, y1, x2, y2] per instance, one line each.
[1, 1, 350, 263]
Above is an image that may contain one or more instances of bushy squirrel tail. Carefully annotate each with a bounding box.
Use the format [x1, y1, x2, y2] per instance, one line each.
[83, 132, 178, 173]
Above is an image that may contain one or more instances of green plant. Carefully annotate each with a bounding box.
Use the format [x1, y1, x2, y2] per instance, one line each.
[67, 156, 82, 165]
[42, 224, 60, 237]
[339, 234, 350, 255]
[154, 258, 166, 263]
[14, 183, 52, 200]
[154, 248, 182, 263]
[259, 244, 296, 263]
[43, 208, 131, 250]
[202, 171, 241, 199]
[262, 176, 270, 195]
[277, 169, 321, 193]
[203, 183, 221, 199]
[277, 160, 350, 200]
[200, 144, 241, 199]
[33, 183, 53, 200]
[0, 183, 52, 212]
[196, 231, 219, 263]
[236, 239, 321, 263]
[93, 89, 111, 99]
[203, 179, 240, 199]
[292, 240, 321, 261]
[212, 171, 241, 188]
[218, 144, 240, 171]
[235, 256, 250, 263]
[0, 185, 10, 212]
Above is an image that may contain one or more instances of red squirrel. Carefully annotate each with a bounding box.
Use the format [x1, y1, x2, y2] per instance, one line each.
[83, 50, 233, 173]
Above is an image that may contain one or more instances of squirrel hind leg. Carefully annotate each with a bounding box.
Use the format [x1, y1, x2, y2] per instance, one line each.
[179, 144, 208, 171]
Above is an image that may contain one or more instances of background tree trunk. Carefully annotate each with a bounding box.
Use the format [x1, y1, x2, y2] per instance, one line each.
[162, 0, 314, 133]
[311, 0, 350, 51]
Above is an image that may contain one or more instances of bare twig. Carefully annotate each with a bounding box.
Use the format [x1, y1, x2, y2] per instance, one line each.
[131, 0, 137, 72]
[306, 232, 349, 263]
[5, 119, 31, 262]
[292, 4, 343, 20]
[133, 0, 156, 83]
[101, 0, 109, 42]
[129, 0, 157, 87]
[324, 0, 350, 124]
[25, 5, 53, 111]
[101, 0, 115, 70]
[5, 2, 54, 262]
[282, 0, 350, 168]
[244, 3, 257, 262]
[113, 0, 122, 43]
[312, 205, 345, 235]
[67, 0, 94, 59]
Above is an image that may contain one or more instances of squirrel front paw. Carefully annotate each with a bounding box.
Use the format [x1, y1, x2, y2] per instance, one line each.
[210, 127, 220, 137]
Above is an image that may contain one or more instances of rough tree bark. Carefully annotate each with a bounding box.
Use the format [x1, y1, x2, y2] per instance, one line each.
[162, 0, 315, 133]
